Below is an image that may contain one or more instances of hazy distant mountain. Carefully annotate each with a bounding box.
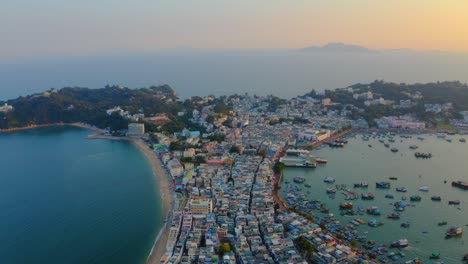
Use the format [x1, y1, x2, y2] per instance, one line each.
[299, 42, 374, 53]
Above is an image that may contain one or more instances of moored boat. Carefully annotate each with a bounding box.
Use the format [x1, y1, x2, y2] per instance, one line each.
[389, 177, 398, 180]
[460, 138, 466, 143]
[376, 181, 391, 189]
[446, 226, 463, 237]
[340, 202, 353, 209]
[409, 145, 419, 149]
[452, 180, 468, 190]
[438, 221, 447, 226]
[361, 192, 375, 200]
[293, 177, 305, 183]
[323, 177, 335, 183]
[431, 196, 442, 201]
[304, 183, 311, 188]
[353, 182, 369, 188]
[396, 187, 407, 192]
[387, 212, 401, 219]
[391, 147, 399, 152]
[429, 251, 441, 259]
[410, 195, 421, 201]
[316, 158, 328, 164]
[448, 200, 461, 205]
[390, 238, 409, 248]
[326, 188, 336, 194]
[419, 186, 430, 192]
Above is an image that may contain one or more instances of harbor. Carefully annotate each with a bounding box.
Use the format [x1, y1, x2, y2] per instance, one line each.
[280, 133, 468, 263]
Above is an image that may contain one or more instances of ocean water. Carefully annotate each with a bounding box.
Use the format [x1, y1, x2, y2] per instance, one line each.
[281, 134, 468, 263]
[0, 127, 162, 264]
[1, 50, 468, 100]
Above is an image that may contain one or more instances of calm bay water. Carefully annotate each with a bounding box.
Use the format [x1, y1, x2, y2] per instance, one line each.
[282, 134, 468, 263]
[0, 127, 162, 264]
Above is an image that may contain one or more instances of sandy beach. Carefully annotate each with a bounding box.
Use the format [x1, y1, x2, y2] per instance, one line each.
[87, 135, 174, 264]
[131, 139, 174, 264]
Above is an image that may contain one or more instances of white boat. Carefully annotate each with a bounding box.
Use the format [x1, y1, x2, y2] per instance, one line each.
[324, 177, 336, 183]
[419, 186, 430, 192]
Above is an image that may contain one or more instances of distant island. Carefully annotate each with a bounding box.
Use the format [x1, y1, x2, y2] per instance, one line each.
[299, 42, 373, 53]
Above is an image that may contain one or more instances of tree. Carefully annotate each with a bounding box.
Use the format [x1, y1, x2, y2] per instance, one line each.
[350, 240, 359, 248]
[230, 146, 240, 154]
[219, 243, 231, 256]
[259, 149, 267, 157]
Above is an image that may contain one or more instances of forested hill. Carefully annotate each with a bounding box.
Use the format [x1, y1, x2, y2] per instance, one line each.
[0, 85, 182, 130]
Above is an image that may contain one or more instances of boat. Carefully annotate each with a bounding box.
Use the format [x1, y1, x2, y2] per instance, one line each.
[293, 177, 305, 183]
[323, 177, 335, 183]
[438, 221, 448, 226]
[367, 206, 381, 215]
[361, 192, 375, 200]
[419, 186, 430, 192]
[368, 144, 372, 147]
[460, 138, 466, 143]
[409, 145, 419, 150]
[410, 195, 421, 201]
[396, 187, 407, 192]
[452, 180, 468, 190]
[376, 182, 391, 189]
[415, 152, 432, 158]
[385, 194, 394, 199]
[391, 147, 399, 152]
[389, 177, 398, 180]
[401, 221, 410, 228]
[316, 158, 328, 164]
[340, 202, 353, 209]
[449, 200, 461, 205]
[387, 212, 401, 219]
[353, 182, 369, 188]
[429, 251, 441, 259]
[326, 188, 336, 194]
[384, 143, 390, 148]
[368, 219, 384, 227]
[304, 183, 311, 188]
[431, 196, 442, 201]
[446, 226, 463, 237]
[390, 239, 409, 248]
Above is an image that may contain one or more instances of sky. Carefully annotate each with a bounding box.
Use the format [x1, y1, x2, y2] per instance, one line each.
[2, 0, 468, 59]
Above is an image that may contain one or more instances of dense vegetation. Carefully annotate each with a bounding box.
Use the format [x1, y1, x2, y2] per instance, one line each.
[0, 85, 200, 132]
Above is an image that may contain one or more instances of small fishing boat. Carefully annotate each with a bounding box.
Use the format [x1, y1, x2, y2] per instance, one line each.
[409, 145, 419, 150]
[419, 186, 430, 192]
[429, 251, 441, 259]
[410, 195, 422, 202]
[304, 183, 311, 188]
[389, 177, 398, 180]
[446, 226, 463, 237]
[460, 138, 466, 143]
[449, 200, 461, 205]
[316, 158, 328, 164]
[438, 221, 448, 226]
[323, 177, 335, 183]
[391, 147, 399, 152]
[326, 188, 336, 194]
[385, 194, 395, 199]
[387, 212, 401, 219]
[396, 187, 407, 192]
[401, 221, 410, 228]
[361, 192, 375, 200]
[431, 196, 442, 201]
[376, 182, 391, 189]
[340, 202, 353, 209]
[354, 182, 369, 188]
[390, 238, 409, 248]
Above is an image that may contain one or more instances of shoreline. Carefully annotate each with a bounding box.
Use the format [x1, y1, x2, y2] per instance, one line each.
[0, 122, 106, 134]
[87, 134, 173, 264]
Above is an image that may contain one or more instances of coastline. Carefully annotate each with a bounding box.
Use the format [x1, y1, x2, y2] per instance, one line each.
[0, 122, 106, 134]
[87, 134, 173, 264]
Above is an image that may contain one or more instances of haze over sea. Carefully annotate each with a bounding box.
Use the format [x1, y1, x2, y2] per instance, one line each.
[2, 49, 468, 100]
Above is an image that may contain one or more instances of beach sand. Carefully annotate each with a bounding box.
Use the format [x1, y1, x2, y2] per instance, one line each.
[131, 139, 173, 264]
